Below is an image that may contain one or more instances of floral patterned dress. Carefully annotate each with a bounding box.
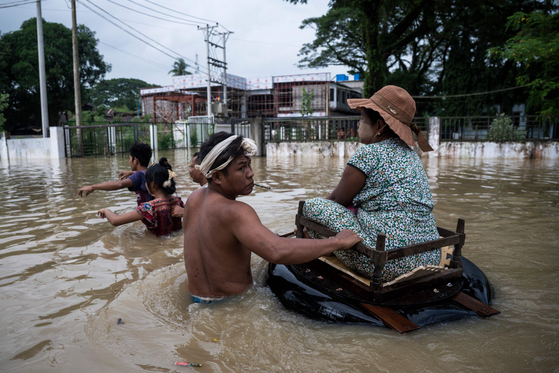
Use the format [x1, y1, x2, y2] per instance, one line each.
[302, 137, 440, 282]
[136, 196, 184, 237]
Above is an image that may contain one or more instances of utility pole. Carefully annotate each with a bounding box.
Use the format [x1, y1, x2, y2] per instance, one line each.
[218, 31, 233, 106]
[71, 0, 83, 156]
[198, 24, 217, 118]
[36, 0, 49, 138]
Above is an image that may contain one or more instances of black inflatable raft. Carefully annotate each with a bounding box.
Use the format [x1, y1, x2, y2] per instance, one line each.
[267, 257, 496, 328]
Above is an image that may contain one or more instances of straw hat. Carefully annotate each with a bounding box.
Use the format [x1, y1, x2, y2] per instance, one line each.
[347, 85, 432, 152]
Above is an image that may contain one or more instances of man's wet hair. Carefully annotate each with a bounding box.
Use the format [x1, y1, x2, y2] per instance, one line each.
[129, 142, 152, 167]
[146, 157, 176, 195]
[199, 132, 245, 178]
[192, 152, 201, 165]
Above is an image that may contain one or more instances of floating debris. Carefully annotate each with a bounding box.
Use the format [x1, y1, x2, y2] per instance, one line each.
[175, 362, 203, 367]
[117, 318, 124, 325]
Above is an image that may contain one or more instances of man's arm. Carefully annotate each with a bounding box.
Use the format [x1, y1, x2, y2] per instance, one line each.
[232, 203, 362, 264]
[97, 208, 142, 226]
[78, 179, 134, 197]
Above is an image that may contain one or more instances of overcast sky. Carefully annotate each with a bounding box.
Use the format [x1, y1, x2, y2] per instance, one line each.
[0, 0, 354, 87]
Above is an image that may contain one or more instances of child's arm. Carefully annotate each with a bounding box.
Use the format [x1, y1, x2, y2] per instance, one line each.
[118, 170, 135, 180]
[78, 179, 134, 197]
[97, 208, 142, 226]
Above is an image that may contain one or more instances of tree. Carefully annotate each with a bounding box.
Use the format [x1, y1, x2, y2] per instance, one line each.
[0, 93, 8, 132]
[86, 78, 158, 112]
[489, 11, 559, 115]
[287, 0, 440, 97]
[168, 58, 191, 76]
[0, 18, 110, 133]
[286, 0, 556, 116]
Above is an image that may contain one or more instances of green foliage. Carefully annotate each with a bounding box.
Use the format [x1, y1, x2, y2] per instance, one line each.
[168, 58, 191, 76]
[301, 88, 315, 139]
[0, 93, 8, 132]
[190, 127, 198, 147]
[158, 132, 173, 149]
[288, 0, 556, 115]
[489, 11, 559, 116]
[0, 18, 110, 132]
[86, 78, 157, 112]
[301, 88, 314, 117]
[487, 114, 526, 142]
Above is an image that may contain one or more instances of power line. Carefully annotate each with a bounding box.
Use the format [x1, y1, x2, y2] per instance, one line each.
[124, 0, 206, 25]
[79, 0, 205, 73]
[139, 0, 220, 26]
[0, 0, 36, 9]
[413, 85, 529, 99]
[99, 41, 170, 71]
[106, 0, 201, 26]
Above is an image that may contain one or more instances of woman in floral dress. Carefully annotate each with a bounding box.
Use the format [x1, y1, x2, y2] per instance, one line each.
[302, 85, 438, 282]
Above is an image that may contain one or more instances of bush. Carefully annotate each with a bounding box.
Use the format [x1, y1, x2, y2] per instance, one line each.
[190, 128, 198, 147]
[487, 114, 525, 142]
[159, 132, 173, 149]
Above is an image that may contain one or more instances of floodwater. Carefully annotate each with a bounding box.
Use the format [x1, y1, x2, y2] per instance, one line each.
[0, 149, 558, 372]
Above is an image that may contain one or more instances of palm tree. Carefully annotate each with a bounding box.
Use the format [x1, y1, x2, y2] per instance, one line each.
[168, 58, 191, 76]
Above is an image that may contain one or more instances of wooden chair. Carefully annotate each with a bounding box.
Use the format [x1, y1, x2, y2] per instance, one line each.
[295, 200, 466, 305]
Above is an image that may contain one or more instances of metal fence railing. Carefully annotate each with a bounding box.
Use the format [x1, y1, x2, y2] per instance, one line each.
[64, 122, 144, 157]
[440, 115, 558, 141]
[263, 115, 430, 142]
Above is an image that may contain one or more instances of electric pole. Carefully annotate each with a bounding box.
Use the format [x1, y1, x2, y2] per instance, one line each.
[218, 31, 233, 106]
[198, 24, 217, 118]
[71, 0, 83, 156]
[36, 0, 49, 138]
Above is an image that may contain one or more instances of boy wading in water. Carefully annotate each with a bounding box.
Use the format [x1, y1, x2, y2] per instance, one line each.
[78, 142, 153, 205]
[183, 132, 362, 303]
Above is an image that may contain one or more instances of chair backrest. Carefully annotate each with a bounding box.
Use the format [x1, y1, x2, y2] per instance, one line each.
[295, 200, 466, 305]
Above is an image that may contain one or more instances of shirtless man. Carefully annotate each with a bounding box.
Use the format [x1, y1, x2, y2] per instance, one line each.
[183, 132, 362, 303]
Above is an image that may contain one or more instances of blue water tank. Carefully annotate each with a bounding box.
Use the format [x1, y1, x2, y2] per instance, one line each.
[335, 74, 348, 81]
[353, 73, 361, 81]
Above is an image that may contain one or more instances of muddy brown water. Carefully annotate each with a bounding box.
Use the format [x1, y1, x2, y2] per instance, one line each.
[0, 150, 558, 372]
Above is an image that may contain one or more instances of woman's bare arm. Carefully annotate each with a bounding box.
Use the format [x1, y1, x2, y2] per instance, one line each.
[326, 165, 367, 206]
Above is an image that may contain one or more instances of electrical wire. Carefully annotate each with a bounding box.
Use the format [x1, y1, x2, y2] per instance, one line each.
[106, 0, 201, 26]
[79, 0, 205, 73]
[139, 0, 220, 26]
[125, 0, 207, 25]
[99, 41, 170, 71]
[413, 85, 530, 99]
[0, 0, 36, 9]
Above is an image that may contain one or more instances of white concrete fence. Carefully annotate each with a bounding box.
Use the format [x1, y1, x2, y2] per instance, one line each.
[266, 117, 559, 159]
[2, 118, 558, 161]
[1, 126, 65, 161]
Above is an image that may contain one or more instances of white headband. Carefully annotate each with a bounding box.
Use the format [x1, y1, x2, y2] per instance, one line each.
[195, 135, 257, 178]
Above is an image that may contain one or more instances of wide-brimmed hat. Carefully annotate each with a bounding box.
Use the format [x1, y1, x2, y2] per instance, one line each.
[347, 85, 432, 152]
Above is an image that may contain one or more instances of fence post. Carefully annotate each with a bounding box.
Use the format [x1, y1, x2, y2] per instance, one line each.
[150, 123, 158, 153]
[250, 114, 264, 156]
[0, 132, 8, 161]
[428, 117, 440, 157]
[50, 126, 65, 159]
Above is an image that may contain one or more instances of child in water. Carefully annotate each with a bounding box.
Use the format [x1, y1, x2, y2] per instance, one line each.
[97, 157, 184, 237]
[78, 142, 154, 206]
